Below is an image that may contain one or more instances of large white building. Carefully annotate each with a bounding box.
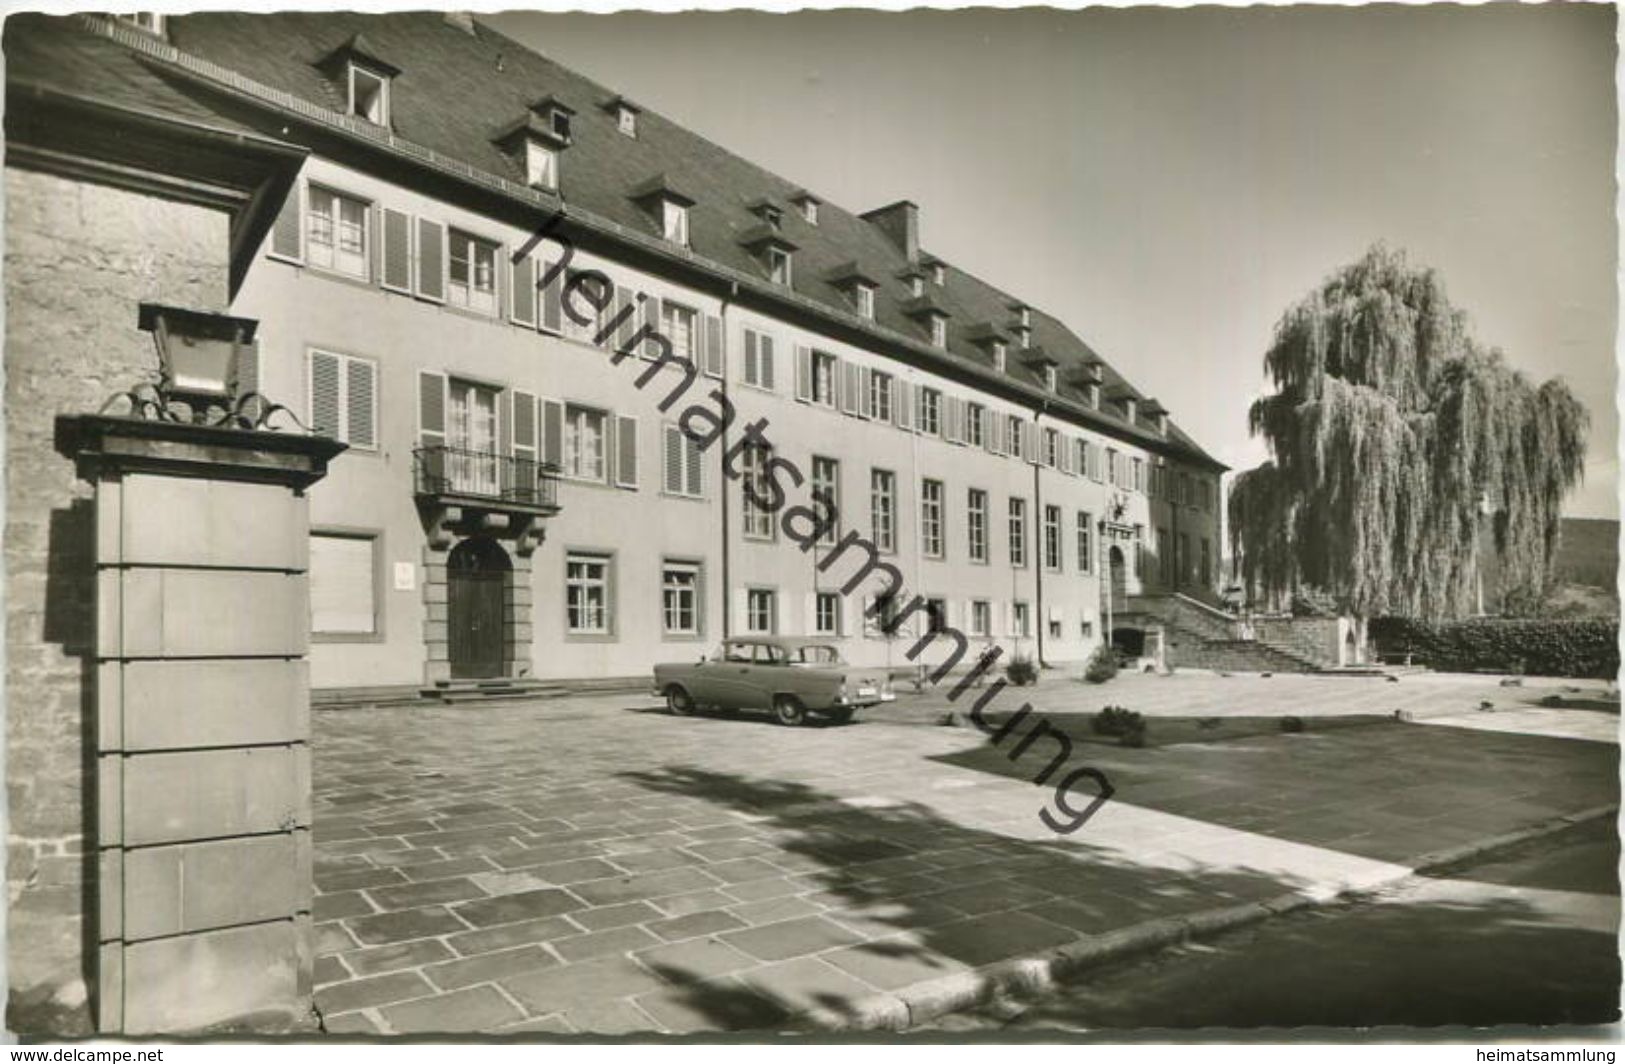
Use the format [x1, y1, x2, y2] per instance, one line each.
[35, 11, 1227, 697]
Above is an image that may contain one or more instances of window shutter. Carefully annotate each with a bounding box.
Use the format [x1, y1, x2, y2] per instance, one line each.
[858, 367, 873, 419]
[643, 297, 664, 361]
[1058, 435, 1072, 475]
[593, 281, 617, 349]
[540, 399, 564, 469]
[380, 207, 412, 292]
[1027, 424, 1042, 466]
[734, 588, 750, 634]
[895, 380, 913, 431]
[760, 334, 775, 391]
[236, 340, 263, 421]
[513, 391, 538, 462]
[614, 415, 638, 489]
[803, 592, 817, 636]
[415, 218, 446, 302]
[269, 182, 303, 263]
[663, 425, 683, 494]
[944, 396, 960, 444]
[613, 288, 636, 353]
[346, 358, 376, 449]
[685, 431, 704, 496]
[703, 314, 724, 377]
[418, 370, 446, 448]
[510, 255, 536, 327]
[541, 261, 564, 333]
[795, 345, 812, 402]
[986, 412, 1003, 456]
[310, 351, 341, 439]
[743, 330, 759, 386]
[842, 361, 861, 416]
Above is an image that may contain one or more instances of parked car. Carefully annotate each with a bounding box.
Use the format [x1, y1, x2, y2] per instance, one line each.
[653, 636, 896, 725]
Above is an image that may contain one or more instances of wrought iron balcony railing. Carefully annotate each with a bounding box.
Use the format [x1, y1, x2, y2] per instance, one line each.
[413, 445, 560, 511]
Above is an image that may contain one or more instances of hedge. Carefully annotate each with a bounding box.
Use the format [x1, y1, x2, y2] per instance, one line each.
[1369, 616, 1619, 679]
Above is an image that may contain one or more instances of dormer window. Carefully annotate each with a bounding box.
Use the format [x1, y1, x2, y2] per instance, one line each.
[855, 283, 875, 320]
[662, 200, 690, 246]
[1044, 365, 1058, 392]
[929, 315, 947, 348]
[1087, 383, 1101, 409]
[992, 341, 1007, 372]
[931, 262, 946, 286]
[749, 200, 784, 230]
[909, 275, 924, 297]
[349, 65, 390, 125]
[1014, 325, 1032, 348]
[768, 246, 792, 286]
[618, 106, 637, 137]
[116, 12, 165, 35]
[526, 140, 558, 190]
[1012, 302, 1032, 328]
[801, 200, 818, 224]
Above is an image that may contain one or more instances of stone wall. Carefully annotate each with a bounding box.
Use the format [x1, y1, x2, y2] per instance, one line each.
[5, 165, 230, 1032]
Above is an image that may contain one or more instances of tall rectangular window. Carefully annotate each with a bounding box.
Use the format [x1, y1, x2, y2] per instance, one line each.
[921, 478, 944, 558]
[868, 371, 894, 421]
[306, 187, 369, 279]
[970, 600, 991, 638]
[815, 592, 841, 636]
[566, 553, 611, 634]
[965, 404, 985, 448]
[746, 588, 777, 634]
[448, 230, 498, 315]
[1044, 505, 1062, 571]
[662, 200, 689, 246]
[1044, 428, 1060, 468]
[741, 444, 775, 540]
[564, 405, 607, 482]
[1132, 457, 1146, 494]
[662, 301, 697, 363]
[1012, 601, 1031, 638]
[768, 247, 792, 285]
[1008, 497, 1027, 568]
[811, 351, 838, 407]
[967, 488, 988, 563]
[871, 468, 896, 553]
[526, 140, 558, 190]
[930, 315, 947, 348]
[1107, 448, 1120, 486]
[918, 388, 942, 436]
[811, 456, 840, 547]
[1077, 511, 1094, 574]
[662, 562, 700, 635]
[348, 65, 389, 125]
[309, 532, 377, 636]
[855, 284, 875, 320]
[1006, 415, 1025, 460]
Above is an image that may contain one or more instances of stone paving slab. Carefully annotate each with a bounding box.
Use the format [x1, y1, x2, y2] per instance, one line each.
[309, 675, 1617, 1035]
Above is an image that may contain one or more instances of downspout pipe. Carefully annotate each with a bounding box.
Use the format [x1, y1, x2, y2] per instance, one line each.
[1032, 399, 1050, 669]
[719, 281, 738, 638]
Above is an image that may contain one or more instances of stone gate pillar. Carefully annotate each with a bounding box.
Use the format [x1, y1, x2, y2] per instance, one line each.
[70, 414, 343, 1034]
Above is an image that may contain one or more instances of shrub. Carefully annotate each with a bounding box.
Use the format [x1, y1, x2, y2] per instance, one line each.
[1082, 643, 1119, 684]
[1092, 704, 1145, 739]
[1005, 655, 1038, 686]
[1369, 616, 1618, 679]
[1279, 715, 1305, 733]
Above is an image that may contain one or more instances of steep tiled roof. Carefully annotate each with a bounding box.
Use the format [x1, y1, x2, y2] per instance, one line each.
[8, 11, 1222, 469]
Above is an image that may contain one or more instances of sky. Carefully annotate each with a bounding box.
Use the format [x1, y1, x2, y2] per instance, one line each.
[487, 4, 1619, 519]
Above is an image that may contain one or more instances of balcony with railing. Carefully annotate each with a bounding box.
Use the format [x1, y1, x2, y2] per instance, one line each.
[413, 445, 561, 512]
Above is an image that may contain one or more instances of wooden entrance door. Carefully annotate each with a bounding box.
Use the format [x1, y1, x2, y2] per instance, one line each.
[448, 538, 509, 679]
[1108, 545, 1128, 613]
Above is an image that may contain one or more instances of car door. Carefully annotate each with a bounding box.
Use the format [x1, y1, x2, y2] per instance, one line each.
[708, 641, 761, 709]
[682, 647, 727, 705]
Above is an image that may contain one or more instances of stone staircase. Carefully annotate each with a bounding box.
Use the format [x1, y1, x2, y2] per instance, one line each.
[420, 678, 571, 704]
[1123, 592, 1326, 673]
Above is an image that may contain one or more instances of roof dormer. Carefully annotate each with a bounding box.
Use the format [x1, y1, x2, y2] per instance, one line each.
[747, 198, 784, 230]
[629, 173, 697, 247]
[1106, 385, 1139, 423]
[1071, 361, 1105, 408]
[901, 294, 949, 348]
[791, 190, 821, 226]
[1142, 398, 1169, 435]
[318, 33, 400, 127]
[1021, 347, 1059, 392]
[1010, 301, 1032, 328]
[828, 262, 881, 320]
[493, 105, 575, 191]
[896, 265, 927, 298]
[922, 254, 947, 286]
[965, 322, 1010, 371]
[529, 95, 576, 145]
[600, 94, 641, 138]
[738, 225, 797, 285]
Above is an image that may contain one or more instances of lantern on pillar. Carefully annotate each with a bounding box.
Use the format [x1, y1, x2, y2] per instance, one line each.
[135, 303, 258, 423]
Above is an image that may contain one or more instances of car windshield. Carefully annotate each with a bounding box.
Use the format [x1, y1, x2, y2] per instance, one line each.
[787, 644, 844, 666]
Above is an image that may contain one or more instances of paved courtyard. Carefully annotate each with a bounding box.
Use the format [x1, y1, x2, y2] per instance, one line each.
[308, 671, 1618, 1035]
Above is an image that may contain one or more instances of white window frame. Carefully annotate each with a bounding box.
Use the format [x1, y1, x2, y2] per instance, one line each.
[1009, 497, 1027, 568]
[869, 371, 893, 421]
[855, 283, 875, 320]
[768, 246, 792, 285]
[662, 561, 701, 636]
[661, 300, 698, 363]
[348, 64, 389, 125]
[970, 599, 992, 638]
[871, 468, 896, 554]
[618, 106, 638, 137]
[1044, 504, 1063, 572]
[811, 456, 840, 547]
[566, 553, 612, 635]
[965, 404, 985, 448]
[662, 199, 689, 246]
[815, 591, 841, 636]
[811, 351, 838, 408]
[564, 404, 609, 483]
[1012, 601, 1031, 638]
[305, 185, 371, 280]
[1078, 511, 1094, 574]
[526, 140, 559, 190]
[930, 315, 947, 348]
[921, 478, 944, 559]
[918, 388, 942, 437]
[967, 488, 988, 563]
[746, 588, 777, 634]
[741, 444, 776, 540]
[991, 342, 1007, 372]
[448, 229, 499, 315]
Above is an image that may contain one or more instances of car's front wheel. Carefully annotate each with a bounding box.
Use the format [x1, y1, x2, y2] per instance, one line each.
[773, 695, 807, 727]
[666, 686, 697, 717]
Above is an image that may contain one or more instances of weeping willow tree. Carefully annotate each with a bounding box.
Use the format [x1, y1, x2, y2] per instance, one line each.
[1229, 245, 1588, 620]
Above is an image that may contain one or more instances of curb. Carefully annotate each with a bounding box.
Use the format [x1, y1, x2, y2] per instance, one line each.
[792, 803, 1619, 1033]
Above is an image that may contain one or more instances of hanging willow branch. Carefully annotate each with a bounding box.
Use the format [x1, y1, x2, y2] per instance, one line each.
[1232, 244, 1589, 620]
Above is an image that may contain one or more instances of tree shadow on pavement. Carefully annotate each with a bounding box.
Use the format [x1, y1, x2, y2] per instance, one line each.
[615, 765, 1322, 1032]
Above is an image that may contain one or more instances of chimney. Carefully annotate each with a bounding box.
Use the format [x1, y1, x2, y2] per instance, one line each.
[443, 11, 478, 34]
[861, 200, 919, 262]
